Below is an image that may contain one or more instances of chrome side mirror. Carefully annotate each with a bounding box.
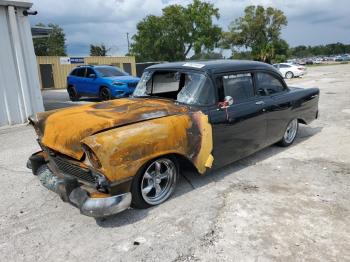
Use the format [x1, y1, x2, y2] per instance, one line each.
[224, 96, 234, 106]
[218, 96, 234, 109]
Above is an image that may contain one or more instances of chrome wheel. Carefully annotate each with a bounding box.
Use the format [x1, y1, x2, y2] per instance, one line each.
[284, 119, 298, 144]
[285, 71, 294, 79]
[140, 158, 177, 205]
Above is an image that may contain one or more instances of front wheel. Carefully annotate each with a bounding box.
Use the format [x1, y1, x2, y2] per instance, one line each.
[99, 87, 112, 101]
[277, 119, 298, 147]
[131, 157, 179, 209]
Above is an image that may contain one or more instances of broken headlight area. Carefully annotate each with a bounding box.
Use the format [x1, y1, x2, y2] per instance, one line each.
[28, 114, 42, 136]
[92, 171, 110, 193]
[82, 144, 102, 169]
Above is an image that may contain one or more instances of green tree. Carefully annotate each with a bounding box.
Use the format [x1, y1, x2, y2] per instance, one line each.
[289, 42, 350, 58]
[33, 23, 66, 56]
[231, 50, 252, 60]
[90, 44, 110, 56]
[130, 0, 221, 62]
[190, 51, 223, 60]
[223, 5, 287, 63]
[272, 39, 289, 62]
[289, 45, 310, 58]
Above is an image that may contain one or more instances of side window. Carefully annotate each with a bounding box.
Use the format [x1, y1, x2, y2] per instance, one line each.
[86, 68, 95, 78]
[222, 73, 255, 103]
[76, 68, 86, 77]
[256, 72, 285, 95]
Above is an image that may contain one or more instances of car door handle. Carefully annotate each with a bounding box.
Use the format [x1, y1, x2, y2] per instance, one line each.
[255, 100, 265, 105]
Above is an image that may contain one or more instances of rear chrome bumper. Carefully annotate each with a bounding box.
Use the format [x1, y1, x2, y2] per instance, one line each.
[27, 153, 131, 217]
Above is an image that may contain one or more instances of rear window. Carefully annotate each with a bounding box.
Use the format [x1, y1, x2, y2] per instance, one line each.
[76, 68, 86, 77]
[256, 72, 285, 95]
[222, 73, 255, 103]
[86, 68, 95, 78]
[152, 72, 179, 93]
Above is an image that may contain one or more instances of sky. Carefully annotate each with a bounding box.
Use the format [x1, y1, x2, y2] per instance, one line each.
[29, 0, 350, 56]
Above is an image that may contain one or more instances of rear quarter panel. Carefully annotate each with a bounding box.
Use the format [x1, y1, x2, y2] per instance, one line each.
[289, 87, 319, 124]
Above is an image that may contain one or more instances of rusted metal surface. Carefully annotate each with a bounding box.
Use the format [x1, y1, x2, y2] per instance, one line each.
[31, 98, 213, 183]
[82, 111, 213, 181]
[34, 98, 189, 159]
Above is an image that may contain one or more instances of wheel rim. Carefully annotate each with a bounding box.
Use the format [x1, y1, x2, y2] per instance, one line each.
[141, 158, 177, 205]
[101, 88, 110, 100]
[284, 119, 298, 143]
[286, 72, 293, 79]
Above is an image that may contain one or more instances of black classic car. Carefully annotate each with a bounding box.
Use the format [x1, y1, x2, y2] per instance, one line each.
[28, 60, 319, 217]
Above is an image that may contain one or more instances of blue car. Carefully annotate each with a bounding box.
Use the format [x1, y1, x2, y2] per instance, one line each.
[67, 65, 140, 101]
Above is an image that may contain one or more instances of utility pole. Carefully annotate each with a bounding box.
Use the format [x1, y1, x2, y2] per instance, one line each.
[126, 32, 130, 54]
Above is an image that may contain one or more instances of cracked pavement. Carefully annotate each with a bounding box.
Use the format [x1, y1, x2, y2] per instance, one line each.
[0, 64, 350, 261]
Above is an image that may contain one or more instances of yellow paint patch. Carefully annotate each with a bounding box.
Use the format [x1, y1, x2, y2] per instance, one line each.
[83, 114, 192, 181]
[205, 154, 214, 169]
[191, 112, 213, 174]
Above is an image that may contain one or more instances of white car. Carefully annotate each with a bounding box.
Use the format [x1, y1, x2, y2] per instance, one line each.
[273, 63, 307, 79]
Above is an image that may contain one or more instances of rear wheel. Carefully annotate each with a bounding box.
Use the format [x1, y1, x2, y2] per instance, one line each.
[278, 119, 298, 147]
[67, 86, 80, 101]
[285, 71, 294, 79]
[131, 157, 179, 209]
[99, 87, 111, 101]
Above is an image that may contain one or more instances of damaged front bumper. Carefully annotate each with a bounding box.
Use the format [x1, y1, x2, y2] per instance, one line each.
[27, 153, 131, 217]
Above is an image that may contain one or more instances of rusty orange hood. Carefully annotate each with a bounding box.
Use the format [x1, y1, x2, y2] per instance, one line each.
[34, 98, 189, 160]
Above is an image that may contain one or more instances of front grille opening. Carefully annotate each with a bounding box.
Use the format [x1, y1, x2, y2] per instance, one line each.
[53, 156, 96, 184]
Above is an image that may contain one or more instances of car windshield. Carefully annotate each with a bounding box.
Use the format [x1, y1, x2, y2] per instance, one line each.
[133, 71, 215, 106]
[95, 67, 128, 77]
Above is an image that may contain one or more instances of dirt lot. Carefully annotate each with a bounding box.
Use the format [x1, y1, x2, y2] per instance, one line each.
[1, 64, 349, 262]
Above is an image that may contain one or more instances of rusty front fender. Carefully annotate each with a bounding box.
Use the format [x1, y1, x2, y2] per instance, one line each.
[81, 112, 213, 183]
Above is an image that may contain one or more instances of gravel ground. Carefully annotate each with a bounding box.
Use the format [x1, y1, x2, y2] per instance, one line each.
[0, 64, 349, 262]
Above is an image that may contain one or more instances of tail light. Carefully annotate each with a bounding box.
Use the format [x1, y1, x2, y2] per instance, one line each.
[298, 67, 305, 70]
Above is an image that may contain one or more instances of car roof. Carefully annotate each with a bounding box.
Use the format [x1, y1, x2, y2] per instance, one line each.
[146, 59, 278, 74]
[77, 65, 117, 68]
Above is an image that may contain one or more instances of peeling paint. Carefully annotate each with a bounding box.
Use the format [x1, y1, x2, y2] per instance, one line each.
[35, 98, 188, 159]
[32, 98, 213, 183]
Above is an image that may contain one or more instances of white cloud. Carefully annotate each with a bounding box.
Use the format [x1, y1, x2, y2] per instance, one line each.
[30, 0, 350, 56]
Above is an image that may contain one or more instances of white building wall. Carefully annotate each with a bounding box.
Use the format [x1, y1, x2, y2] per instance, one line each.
[0, 1, 44, 127]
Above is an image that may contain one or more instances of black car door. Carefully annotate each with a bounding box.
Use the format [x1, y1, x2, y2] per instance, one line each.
[208, 72, 267, 168]
[254, 71, 292, 145]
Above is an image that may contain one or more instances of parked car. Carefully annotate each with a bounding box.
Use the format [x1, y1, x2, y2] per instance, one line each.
[273, 63, 307, 79]
[313, 59, 322, 64]
[334, 56, 344, 62]
[305, 59, 314, 65]
[28, 60, 319, 217]
[67, 65, 140, 101]
[298, 60, 306, 65]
